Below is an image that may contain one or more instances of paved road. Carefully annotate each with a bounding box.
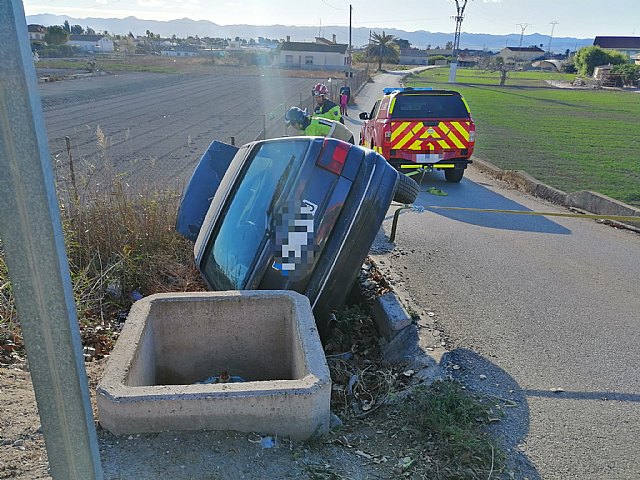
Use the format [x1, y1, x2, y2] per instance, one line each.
[349, 71, 640, 479]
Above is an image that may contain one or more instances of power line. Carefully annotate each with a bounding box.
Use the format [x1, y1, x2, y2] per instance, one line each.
[320, 0, 348, 10]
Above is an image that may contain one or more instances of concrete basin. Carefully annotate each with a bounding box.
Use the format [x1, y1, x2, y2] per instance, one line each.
[97, 291, 331, 440]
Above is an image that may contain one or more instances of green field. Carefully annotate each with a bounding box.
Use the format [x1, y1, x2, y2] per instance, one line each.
[405, 67, 640, 206]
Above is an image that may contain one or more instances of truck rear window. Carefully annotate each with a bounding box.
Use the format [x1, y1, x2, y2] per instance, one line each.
[391, 94, 469, 119]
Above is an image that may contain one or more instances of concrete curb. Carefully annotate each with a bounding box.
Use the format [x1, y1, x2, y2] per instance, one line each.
[353, 265, 446, 381]
[472, 157, 640, 230]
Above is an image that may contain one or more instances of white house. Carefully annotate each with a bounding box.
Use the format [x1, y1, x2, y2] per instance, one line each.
[161, 45, 199, 57]
[499, 46, 545, 62]
[68, 34, 114, 53]
[27, 24, 46, 41]
[279, 37, 348, 71]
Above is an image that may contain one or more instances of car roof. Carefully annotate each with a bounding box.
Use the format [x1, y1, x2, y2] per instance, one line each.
[382, 87, 462, 97]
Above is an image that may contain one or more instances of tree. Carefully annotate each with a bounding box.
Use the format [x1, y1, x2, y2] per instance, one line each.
[394, 38, 410, 49]
[44, 25, 69, 45]
[70, 24, 84, 35]
[86, 27, 95, 35]
[366, 31, 400, 71]
[574, 46, 628, 76]
[63, 20, 70, 33]
[611, 63, 640, 86]
[445, 41, 454, 50]
[479, 55, 514, 86]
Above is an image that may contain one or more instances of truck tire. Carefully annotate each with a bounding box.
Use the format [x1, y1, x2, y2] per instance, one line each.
[393, 172, 419, 204]
[444, 168, 465, 183]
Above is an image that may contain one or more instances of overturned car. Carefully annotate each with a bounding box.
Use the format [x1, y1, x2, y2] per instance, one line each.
[176, 136, 418, 338]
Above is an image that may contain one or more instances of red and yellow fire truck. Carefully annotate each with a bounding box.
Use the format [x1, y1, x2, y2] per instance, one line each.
[359, 87, 475, 182]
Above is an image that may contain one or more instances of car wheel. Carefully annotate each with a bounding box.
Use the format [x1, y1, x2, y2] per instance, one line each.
[444, 168, 464, 183]
[393, 172, 419, 204]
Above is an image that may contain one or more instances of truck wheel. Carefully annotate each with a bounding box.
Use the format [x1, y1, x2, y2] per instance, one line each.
[444, 168, 465, 183]
[393, 172, 419, 204]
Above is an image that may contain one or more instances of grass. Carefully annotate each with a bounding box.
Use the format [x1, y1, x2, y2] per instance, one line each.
[399, 380, 506, 478]
[405, 67, 640, 206]
[0, 135, 205, 362]
[323, 305, 506, 479]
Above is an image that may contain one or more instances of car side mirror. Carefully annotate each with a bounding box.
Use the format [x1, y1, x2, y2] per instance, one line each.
[359, 112, 368, 120]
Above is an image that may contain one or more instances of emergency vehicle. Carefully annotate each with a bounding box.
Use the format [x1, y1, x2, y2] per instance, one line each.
[359, 87, 476, 182]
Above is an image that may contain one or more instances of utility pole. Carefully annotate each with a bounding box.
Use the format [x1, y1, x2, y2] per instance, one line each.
[548, 21, 559, 54]
[348, 4, 352, 89]
[448, 0, 470, 83]
[516, 23, 531, 47]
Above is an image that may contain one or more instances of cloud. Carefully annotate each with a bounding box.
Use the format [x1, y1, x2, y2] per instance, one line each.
[138, 0, 167, 7]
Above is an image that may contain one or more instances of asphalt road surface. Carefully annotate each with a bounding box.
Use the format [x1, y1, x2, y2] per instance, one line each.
[349, 73, 640, 479]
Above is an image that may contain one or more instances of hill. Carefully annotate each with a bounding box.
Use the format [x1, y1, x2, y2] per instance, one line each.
[26, 14, 594, 53]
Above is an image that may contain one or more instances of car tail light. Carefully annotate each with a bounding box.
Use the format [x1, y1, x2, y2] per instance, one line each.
[318, 139, 350, 175]
[384, 125, 392, 142]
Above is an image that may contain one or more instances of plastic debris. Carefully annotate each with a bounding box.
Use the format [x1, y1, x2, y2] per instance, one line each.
[130, 290, 143, 301]
[197, 371, 246, 384]
[260, 436, 276, 449]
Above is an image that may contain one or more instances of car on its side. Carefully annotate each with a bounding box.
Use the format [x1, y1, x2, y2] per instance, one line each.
[176, 136, 418, 339]
[359, 87, 476, 182]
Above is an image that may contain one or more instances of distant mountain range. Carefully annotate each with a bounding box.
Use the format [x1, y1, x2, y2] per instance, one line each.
[26, 14, 595, 53]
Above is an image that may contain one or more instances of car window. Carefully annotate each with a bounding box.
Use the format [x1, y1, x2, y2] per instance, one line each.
[201, 140, 310, 289]
[390, 94, 469, 119]
[370, 100, 381, 119]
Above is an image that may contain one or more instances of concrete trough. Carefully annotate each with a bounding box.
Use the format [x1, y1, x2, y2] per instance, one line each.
[97, 291, 331, 440]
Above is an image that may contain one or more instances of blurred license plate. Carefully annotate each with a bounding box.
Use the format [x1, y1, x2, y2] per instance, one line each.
[416, 154, 443, 162]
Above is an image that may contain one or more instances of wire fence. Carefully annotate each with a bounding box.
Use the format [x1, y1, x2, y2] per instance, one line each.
[49, 67, 371, 200]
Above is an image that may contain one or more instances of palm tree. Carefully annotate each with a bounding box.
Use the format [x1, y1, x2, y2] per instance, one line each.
[366, 31, 400, 71]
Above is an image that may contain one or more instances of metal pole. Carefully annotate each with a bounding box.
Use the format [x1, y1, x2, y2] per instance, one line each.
[517, 23, 531, 47]
[348, 4, 353, 90]
[548, 21, 559, 54]
[0, 2, 103, 479]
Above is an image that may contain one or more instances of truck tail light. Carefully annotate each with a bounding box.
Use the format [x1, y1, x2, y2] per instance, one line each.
[318, 139, 350, 175]
[384, 128, 392, 142]
[469, 131, 476, 142]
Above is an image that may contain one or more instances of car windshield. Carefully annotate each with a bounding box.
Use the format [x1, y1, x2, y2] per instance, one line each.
[391, 94, 469, 119]
[201, 140, 310, 290]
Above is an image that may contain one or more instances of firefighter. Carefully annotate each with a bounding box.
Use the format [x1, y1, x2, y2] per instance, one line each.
[285, 107, 354, 144]
[312, 83, 343, 124]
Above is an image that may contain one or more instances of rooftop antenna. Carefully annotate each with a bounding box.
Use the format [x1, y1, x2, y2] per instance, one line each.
[516, 23, 531, 47]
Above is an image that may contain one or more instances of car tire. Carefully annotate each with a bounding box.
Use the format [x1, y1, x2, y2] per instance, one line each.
[393, 172, 419, 204]
[444, 168, 465, 183]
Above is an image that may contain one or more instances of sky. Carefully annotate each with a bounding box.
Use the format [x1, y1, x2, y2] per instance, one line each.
[22, 0, 640, 39]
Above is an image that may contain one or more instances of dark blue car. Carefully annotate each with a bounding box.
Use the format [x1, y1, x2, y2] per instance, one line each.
[176, 136, 417, 338]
